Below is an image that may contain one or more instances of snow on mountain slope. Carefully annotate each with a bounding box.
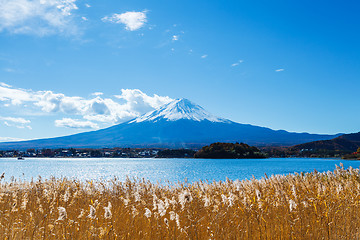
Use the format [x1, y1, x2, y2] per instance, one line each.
[130, 98, 230, 123]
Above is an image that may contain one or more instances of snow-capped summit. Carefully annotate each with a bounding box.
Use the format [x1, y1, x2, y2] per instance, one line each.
[130, 98, 229, 123]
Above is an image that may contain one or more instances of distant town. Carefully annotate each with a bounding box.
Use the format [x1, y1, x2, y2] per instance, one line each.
[0, 147, 198, 158]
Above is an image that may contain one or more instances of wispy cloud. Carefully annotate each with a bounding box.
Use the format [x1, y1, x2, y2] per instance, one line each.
[231, 60, 244, 67]
[0, 116, 31, 129]
[55, 118, 99, 129]
[102, 11, 147, 31]
[201, 54, 208, 59]
[0, 82, 12, 88]
[172, 35, 179, 41]
[275, 69, 285, 72]
[92, 92, 103, 96]
[0, 0, 79, 36]
[0, 137, 28, 142]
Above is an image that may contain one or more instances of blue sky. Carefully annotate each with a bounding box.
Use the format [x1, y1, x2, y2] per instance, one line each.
[0, 0, 359, 141]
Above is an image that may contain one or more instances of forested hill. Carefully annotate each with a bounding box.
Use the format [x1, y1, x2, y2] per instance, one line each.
[291, 132, 360, 152]
[194, 142, 267, 159]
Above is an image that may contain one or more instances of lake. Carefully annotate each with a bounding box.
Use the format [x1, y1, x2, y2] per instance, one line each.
[0, 157, 359, 183]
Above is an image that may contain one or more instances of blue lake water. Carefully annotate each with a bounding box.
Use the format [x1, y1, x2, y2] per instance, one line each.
[0, 158, 359, 183]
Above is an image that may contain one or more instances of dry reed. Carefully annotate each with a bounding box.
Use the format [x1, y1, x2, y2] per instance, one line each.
[0, 163, 360, 239]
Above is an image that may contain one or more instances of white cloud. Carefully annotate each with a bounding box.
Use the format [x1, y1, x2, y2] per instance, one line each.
[115, 88, 172, 113]
[0, 116, 31, 129]
[172, 35, 179, 41]
[275, 69, 285, 72]
[85, 3, 91, 8]
[102, 11, 147, 31]
[0, 84, 173, 127]
[0, 137, 27, 142]
[0, 85, 33, 104]
[0, 116, 30, 124]
[81, 16, 88, 21]
[201, 55, 208, 59]
[231, 60, 244, 67]
[0, 82, 12, 88]
[92, 92, 103, 96]
[0, 0, 79, 36]
[55, 118, 99, 129]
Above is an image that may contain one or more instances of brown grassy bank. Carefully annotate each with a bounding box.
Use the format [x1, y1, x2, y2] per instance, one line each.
[1, 164, 360, 239]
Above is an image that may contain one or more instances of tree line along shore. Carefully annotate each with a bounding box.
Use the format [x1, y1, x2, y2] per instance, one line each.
[1, 142, 360, 159]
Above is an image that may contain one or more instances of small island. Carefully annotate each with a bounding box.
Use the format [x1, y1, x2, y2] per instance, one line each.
[194, 142, 267, 159]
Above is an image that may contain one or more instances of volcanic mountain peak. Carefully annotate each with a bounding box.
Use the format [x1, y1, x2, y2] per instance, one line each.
[130, 98, 229, 123]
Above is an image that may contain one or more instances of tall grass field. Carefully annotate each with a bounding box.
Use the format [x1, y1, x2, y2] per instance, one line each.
[0, 164, 359, 239]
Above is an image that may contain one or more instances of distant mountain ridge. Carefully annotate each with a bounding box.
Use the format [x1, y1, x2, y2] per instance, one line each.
[0, 98, 340, 150]
[292, 132, 360, 152]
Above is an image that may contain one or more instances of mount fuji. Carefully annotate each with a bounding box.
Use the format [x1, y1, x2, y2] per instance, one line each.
[0, 98, 339, 149]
